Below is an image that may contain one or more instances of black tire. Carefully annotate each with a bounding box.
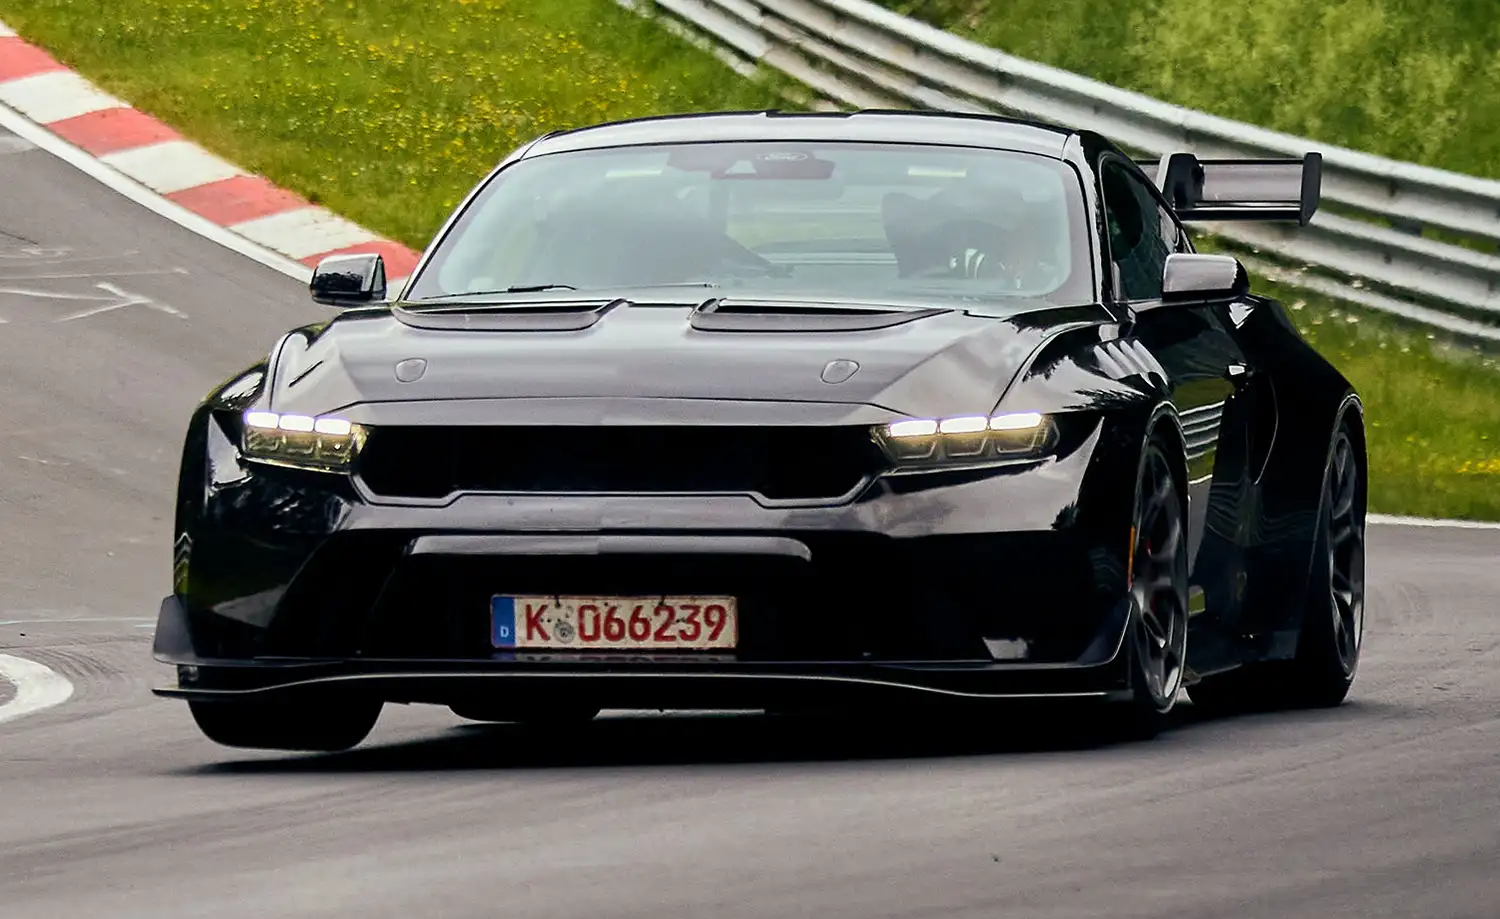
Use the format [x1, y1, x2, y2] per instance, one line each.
[449, 700, 602, 725]
[1107, 434, 1190, 741]
[188, 695, 383, 752]
[1281, 422, 1366, 706]
[1188, 418, 1365, 712]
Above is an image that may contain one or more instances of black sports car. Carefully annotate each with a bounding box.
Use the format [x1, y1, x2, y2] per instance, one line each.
[153, 110, 1367, 751]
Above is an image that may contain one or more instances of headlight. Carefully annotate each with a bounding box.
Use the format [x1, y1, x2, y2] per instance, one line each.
[873, 411, 1056, 469]
[241, 410, 366, 472]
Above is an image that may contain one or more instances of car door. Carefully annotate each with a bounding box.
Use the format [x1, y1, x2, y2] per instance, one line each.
[1098, 156, 1260, 670]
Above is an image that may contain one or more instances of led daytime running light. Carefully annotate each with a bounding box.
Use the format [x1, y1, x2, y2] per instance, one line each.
[990, 411, 1044, 431]
[885, 412, 1046, 439]
[241, 410, 364, 471]
[876, 411, 1054, 468]
[938, 416, 989, 434]
[888, 419, 939, 438]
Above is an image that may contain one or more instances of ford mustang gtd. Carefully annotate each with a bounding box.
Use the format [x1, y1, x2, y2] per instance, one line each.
[152, 110, 1367, 751]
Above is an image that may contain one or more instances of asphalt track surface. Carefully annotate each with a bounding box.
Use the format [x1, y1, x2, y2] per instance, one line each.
[3, 121, 1499, 919]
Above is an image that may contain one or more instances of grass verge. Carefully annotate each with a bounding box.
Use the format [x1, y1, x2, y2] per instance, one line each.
[1, 0, 1497, 519]
[0, 0, 788, 247]
[877, 0, 1500, 181]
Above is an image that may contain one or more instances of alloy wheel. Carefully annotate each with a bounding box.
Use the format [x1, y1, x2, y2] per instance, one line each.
[1131, 446, 1189, 711]
[1325, 431, 1365, 676]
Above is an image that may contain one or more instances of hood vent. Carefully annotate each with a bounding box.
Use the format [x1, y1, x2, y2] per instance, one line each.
[690, 297, 949, 333]
[393, 297, 628, 332]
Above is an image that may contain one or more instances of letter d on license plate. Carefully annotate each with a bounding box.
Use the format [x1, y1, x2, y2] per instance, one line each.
[492, 597, 518, 647]
[490, 595, 737, 650]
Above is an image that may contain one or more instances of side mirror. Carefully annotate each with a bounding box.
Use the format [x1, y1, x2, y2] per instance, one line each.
[310, 253, 387, 307]
[1161, 253, 1249, 302]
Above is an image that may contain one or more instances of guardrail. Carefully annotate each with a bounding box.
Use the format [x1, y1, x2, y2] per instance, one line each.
[620, 0, 1500, 341]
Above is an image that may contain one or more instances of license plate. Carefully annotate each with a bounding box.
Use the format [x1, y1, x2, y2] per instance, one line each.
[491, 595, 738, 650]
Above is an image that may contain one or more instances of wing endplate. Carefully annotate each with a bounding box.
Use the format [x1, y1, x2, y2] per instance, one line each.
[1138, 152, 1322, 225]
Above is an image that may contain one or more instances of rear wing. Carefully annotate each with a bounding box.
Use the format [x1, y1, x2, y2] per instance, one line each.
[1136, 152, 1322, 225]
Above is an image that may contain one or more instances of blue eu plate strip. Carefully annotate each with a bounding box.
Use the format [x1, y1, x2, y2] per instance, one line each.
[491, 596, 516, 648]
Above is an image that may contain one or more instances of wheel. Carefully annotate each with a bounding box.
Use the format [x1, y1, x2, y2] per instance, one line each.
[1109, 435, 1190, 740]
[449, 700, 601, 724]
[1188, 419, 1365, 712]
[1282, 422, 1366, 706]
[188, 695, 383, 752]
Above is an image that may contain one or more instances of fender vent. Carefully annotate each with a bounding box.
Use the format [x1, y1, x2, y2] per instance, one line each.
[1181, 400, 1226, 463]
[1093, 339, 1168, 386]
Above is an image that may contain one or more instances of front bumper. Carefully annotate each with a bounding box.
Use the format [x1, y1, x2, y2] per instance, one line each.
[158, 412, 1144, 707]
[153, 523, 1139, 706]
[152, 593, 1136, 706]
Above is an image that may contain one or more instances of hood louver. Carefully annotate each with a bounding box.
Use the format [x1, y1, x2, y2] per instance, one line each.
[393, 297, 628, 331]
[689, 297, 950, 333]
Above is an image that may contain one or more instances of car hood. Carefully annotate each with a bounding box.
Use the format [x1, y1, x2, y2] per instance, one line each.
[261, 296, 1113, 424]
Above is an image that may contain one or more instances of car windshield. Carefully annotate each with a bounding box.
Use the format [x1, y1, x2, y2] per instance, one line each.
[403, 141, 1095, 306]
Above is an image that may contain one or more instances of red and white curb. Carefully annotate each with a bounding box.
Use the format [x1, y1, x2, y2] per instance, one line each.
[0, 19, 420, 290]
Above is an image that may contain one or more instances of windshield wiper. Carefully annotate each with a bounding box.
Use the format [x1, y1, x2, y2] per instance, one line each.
[501, 283, 577, 294]
[410, 284, 578, 302]
[407, 281, 726, 305]
[496, 281, 722, 292]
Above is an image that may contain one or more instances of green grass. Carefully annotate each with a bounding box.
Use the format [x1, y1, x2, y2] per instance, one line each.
[877, 0, 1500, 180]
[2, 0, 1497, 519]
[0, 0, 788, 247]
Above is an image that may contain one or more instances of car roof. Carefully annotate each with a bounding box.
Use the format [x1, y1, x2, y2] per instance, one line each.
[521, 109, 1078, 160]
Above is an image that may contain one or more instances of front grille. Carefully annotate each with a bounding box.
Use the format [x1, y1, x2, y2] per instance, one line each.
[356, 425, 887, 501]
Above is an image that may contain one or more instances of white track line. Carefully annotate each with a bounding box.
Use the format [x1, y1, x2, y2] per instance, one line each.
[0, 100, 311, 283]
[0, 653, 74, 725]
[1368, 513, 1500, 531]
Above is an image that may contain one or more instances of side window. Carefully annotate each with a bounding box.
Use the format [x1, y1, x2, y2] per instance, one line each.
[1101, 161, 1172, 301]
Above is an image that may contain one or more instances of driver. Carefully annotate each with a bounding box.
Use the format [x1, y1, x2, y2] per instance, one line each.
[967, 196, 1067, 290]
[882, 179, 1065, 291]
